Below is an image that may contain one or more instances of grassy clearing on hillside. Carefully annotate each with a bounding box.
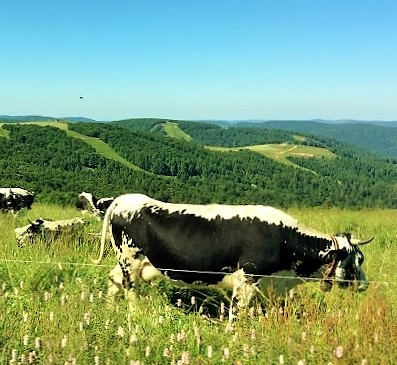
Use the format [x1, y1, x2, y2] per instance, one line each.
[208, 143, 336, 169]
[1, 205, 396, 364]
[21, 121, 142, 172]
[162, 122, 193, 141]
[0, 124, 11, 139]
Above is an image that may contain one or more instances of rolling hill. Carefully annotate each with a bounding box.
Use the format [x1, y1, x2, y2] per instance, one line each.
[236, 120, 397, 159]
[110, 117, 397, 159]
[3, 115, 396, 158]
[1, 120, 396, 209]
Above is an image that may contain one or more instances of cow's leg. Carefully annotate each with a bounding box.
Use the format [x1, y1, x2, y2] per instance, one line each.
[140, 257, 164, 282]
[117, 251, 143, 304]
[218, 269, 256, 323]
[107, 256, 158, 304]
[108, 264, 124, 299]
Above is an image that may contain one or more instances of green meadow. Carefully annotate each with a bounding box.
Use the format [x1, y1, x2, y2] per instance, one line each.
[0, 123, 10, 139]
[207, 143, 336, 168]
[163, 122, 193, 142]
[1, 204, 396, 364]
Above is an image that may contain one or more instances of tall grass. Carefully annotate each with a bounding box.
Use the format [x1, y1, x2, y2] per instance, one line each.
[1, 205, 396, 364]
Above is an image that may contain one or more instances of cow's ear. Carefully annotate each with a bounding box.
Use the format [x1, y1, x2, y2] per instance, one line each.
[31, 218, 45, 231]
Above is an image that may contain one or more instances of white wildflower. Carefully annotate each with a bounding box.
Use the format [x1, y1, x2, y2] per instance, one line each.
[207, 345, 213, 359]
[335, 345, 343, 358]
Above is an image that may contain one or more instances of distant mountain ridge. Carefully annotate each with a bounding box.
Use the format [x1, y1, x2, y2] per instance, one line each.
[197, 119, 397, 128]
[2, 115, 397, 126]
[0, 115, 97, 123]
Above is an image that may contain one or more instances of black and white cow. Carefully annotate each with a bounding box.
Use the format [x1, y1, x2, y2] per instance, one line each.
[0, 188, 35, 214]
[15, 217, 85, 247]
[76, 192, 100, 217]
[96, 197, 115, 216]
[93, 194, 373, 313]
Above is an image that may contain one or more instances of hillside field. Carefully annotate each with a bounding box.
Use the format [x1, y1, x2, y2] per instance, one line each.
[20, 121, 142, 172]
[1, 204, 396, 364]
[162, 122, 192, 142]
[0, 123, 10, 138]
[207, 143, 336, 168]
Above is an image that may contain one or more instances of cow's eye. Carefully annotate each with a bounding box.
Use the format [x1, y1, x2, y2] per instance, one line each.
[337, 250, 348, 261]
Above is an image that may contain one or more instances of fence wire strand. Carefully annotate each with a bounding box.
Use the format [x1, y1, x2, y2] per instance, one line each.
[0, 258, 394, 286]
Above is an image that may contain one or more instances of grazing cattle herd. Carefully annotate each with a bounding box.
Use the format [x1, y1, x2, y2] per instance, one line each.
[2, 187, 374, 316]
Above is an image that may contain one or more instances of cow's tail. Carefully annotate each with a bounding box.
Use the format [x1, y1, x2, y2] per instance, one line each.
[92, 199, 114, 265]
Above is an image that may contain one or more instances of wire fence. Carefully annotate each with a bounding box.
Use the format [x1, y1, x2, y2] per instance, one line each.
[0, 258, 394, 287]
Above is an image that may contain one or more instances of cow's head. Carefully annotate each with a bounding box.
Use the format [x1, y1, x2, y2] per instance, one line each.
[322, 233, 373, 291]
[15, 218, 45, 247]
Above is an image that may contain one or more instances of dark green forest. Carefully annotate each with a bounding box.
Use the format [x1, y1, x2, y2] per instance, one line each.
[0, 121, 396, 209]
[110, 118, 397, 159]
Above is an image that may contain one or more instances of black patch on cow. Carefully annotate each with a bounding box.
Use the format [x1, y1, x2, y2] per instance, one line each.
[110, 206, 333, 284]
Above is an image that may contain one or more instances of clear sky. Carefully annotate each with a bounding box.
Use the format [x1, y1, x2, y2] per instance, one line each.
[1, 0, 396, 121]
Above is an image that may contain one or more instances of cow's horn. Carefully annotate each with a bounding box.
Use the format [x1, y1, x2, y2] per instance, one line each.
[351, 237, 374, 245]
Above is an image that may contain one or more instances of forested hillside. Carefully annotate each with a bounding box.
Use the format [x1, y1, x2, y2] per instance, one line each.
[1, 122, 396, 209]
[3, 116, 397, 158]
[251, 120, 397, 159]
[110, 118, 397, 159]
[111, 119, 316, 147]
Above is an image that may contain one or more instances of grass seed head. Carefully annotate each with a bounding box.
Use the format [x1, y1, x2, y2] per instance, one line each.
[61, 335, 68, 348]
[28, 350, 36, 363]
[335, 345, 343, 358]
[207, 345, 213, 358]
[35, 337, 42, 349]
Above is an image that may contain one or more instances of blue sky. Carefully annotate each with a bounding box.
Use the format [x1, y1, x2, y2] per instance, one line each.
[1, 0, 396, 121]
